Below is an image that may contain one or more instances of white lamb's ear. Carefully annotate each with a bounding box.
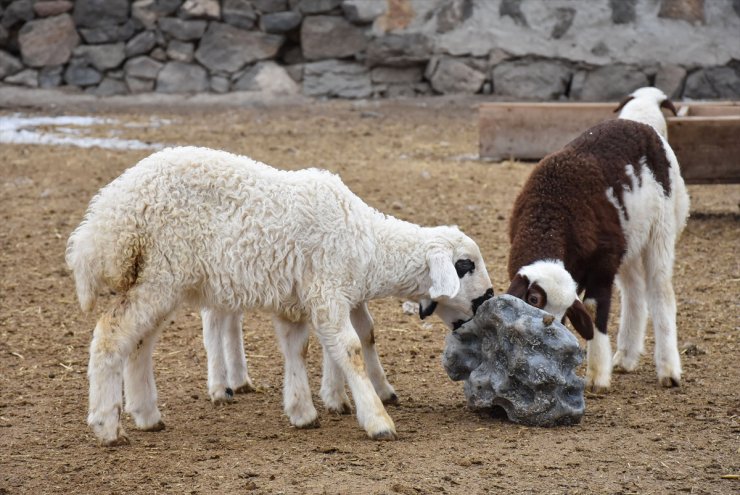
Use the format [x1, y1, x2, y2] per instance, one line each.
[427, 250, 460, 299]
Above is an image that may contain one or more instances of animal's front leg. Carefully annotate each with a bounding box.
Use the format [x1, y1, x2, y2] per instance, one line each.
[584, 283, 614, 393]
[351, 303, 397, 404]
[316, 309, 397, 441]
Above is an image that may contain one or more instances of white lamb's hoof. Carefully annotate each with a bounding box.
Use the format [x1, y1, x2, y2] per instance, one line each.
[101, 432, 130, 447]
[326, 402, 352, 415]
[613, 350, 640, 373]
[90, 409, 128, 446]
[321, 389, 351, 415]
[364, 412, 397, 441]
[233, 381, 256, 394]
[288, 405, 320, 429]
[210, 386, 235, 405]
[380, 392, 399, 406]
[656, 353, 681, 388]
[659, 375, 680, 388]
[585, 372, 611, 394]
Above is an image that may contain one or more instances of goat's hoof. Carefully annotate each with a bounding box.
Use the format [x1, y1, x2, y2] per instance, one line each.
[101, 433, 130, 447]
[234, 383, 256, 394]
[327, 403, 352, 415]
[659, 376, 680, 388]
[586, 383, 609, 395]
[382, 393, 399, 406]
[141, 420, 166, 432]
[370, 429, 398, 441]
[295, 418, 321, 429]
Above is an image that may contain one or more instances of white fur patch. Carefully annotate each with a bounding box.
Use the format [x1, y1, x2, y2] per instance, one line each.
[517, 260, 578, 320]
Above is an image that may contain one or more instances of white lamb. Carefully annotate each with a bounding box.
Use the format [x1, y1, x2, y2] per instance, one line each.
[66, 146, 493, 446]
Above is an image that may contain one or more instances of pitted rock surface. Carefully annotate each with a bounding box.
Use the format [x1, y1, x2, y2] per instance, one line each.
[442, 295, 585, 427]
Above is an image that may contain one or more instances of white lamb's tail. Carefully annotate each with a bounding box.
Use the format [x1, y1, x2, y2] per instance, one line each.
[65, 223, 103, 313]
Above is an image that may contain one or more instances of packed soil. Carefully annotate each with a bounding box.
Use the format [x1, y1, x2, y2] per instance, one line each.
[1, 98, 738, 495]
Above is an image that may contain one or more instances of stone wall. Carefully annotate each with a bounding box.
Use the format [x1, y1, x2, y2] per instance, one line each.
[0, 0, 739, 100]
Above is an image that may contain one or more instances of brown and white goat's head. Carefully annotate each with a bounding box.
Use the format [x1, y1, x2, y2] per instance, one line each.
[418, 226, 494, 330]
[506, 259, 594, 340]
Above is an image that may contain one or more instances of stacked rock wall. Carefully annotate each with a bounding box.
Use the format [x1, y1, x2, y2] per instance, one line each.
[0, 0, 738, 100]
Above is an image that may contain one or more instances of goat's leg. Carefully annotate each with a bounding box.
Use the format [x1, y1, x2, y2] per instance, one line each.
[644, 241, 681, 387]
[351, 303, 397, 404]
[315, 306, 396, 441]
[124, 325, 165, 432]
[584, 282, 614, 393]
[320, 346, 351, 414]
[88, 287, 176, 446]
[613, 257, 648, 372]
[273, 316, 319, 428]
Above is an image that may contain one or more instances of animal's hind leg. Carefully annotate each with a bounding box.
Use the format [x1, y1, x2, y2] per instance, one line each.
[273, 316, 318, 428]
[88, 288, 176, 446]
[222, 312, 255, 394]
[613, 257, 648, 373]
[644, 238, 681, 387]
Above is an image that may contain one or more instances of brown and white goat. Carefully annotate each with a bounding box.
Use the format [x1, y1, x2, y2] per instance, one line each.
[506, 88, 689, 392]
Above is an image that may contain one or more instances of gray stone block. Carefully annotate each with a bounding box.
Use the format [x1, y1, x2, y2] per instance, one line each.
[73, 43, 126, 71]
[365, 33, 433, 67]
[436, 0, 473, 34]
[301, 15, 367, 60]
[233, 60, 299, 94]
[222, 0, 257, 30]
[1, 0, 34, 29]
[132, 0, 183, 30]
[73, 0, 129, 28]
[194, 22, 284, 73]
[63, 58, 102, 86]
[34, 1, 73, 18]
[610, 0, 637, 24]
[156, 61, 209, 93]
[210, 74, 230, 93]
[4, 68, 38, 87]
[654, 64, 687, 99]
[442, 295, 585, 427]
[18, 14, 79, 67]
[158, 17, 207, 41]
[260, 11, 302, 33]
[370, 66, 423, 84]
[124, 55, 163, 79]
[571, 65, 649, 101]
[298, 0, 341, 15]
[79, 19, 140, 44]
[493, 59, 571, 100]
[126, 30, 157, 57]
[179, 0, 220, 19]
[253, 0, 288, 13]
[429, 57, 485, 94]
[0, 50, 23, 79]
[92, 76, 129, 96]
[303, 59, 371, 98]
[683, 66, 740, 99]
[126, 75, 155, 93]
[38, 65, 63, 88]
[341, 0, 385, 24]
[166, 40, 194, 62]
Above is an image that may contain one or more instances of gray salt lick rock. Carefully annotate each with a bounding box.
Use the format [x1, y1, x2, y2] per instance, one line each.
[442, 294, 585, 427]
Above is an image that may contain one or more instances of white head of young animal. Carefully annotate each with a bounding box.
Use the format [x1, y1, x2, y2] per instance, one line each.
[615, 86, 677, 139]
[418, 227, 494, 330]
[506, 260, 594, 340]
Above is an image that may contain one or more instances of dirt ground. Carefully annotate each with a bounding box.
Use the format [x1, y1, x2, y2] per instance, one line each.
[0, 98, 738, 495]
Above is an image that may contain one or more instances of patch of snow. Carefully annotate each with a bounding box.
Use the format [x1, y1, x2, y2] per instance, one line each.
[0, 114, 167, 150]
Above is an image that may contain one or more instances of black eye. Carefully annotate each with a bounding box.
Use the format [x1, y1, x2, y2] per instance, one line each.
[527, 293, 541, 307]
[454, 259, 475, 278]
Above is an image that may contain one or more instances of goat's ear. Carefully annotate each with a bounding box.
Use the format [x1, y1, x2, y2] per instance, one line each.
[565, 299, 594, 340]
[505, 274, 529, 299]
[427, 250, 460, 299]
[419, 299, 437, 319]
[613, 95, 634, 113]
[661, 98, 678, 116]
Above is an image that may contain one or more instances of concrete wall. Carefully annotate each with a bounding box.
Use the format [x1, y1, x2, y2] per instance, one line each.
[0, 0, 738, 100]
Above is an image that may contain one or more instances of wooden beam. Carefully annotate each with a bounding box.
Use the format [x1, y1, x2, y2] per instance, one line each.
[479, 101, 740, 184]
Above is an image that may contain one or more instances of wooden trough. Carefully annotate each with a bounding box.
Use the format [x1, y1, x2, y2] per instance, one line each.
[479, 101, 740, 184]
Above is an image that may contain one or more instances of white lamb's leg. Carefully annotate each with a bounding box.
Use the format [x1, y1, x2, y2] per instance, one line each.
[124, 325, 165, 432]
[273, 316, 319, 428]
[644, 236, 681, 387]
[351, 303, 397, 404]
[221, 311, 255, 394]
[202, 308, 231, 404]
[320, 346, 351, 414]
[586, 329, 612, 393]
[88, 287, 176, 446]
[315, 305, 396, 441]
[613, 257, 648, 372]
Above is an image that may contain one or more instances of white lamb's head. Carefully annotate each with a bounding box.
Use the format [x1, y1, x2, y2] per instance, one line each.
[614, 86, 677, 139]
[506, 259, 594, 340]
[418, 226, 494, 330]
